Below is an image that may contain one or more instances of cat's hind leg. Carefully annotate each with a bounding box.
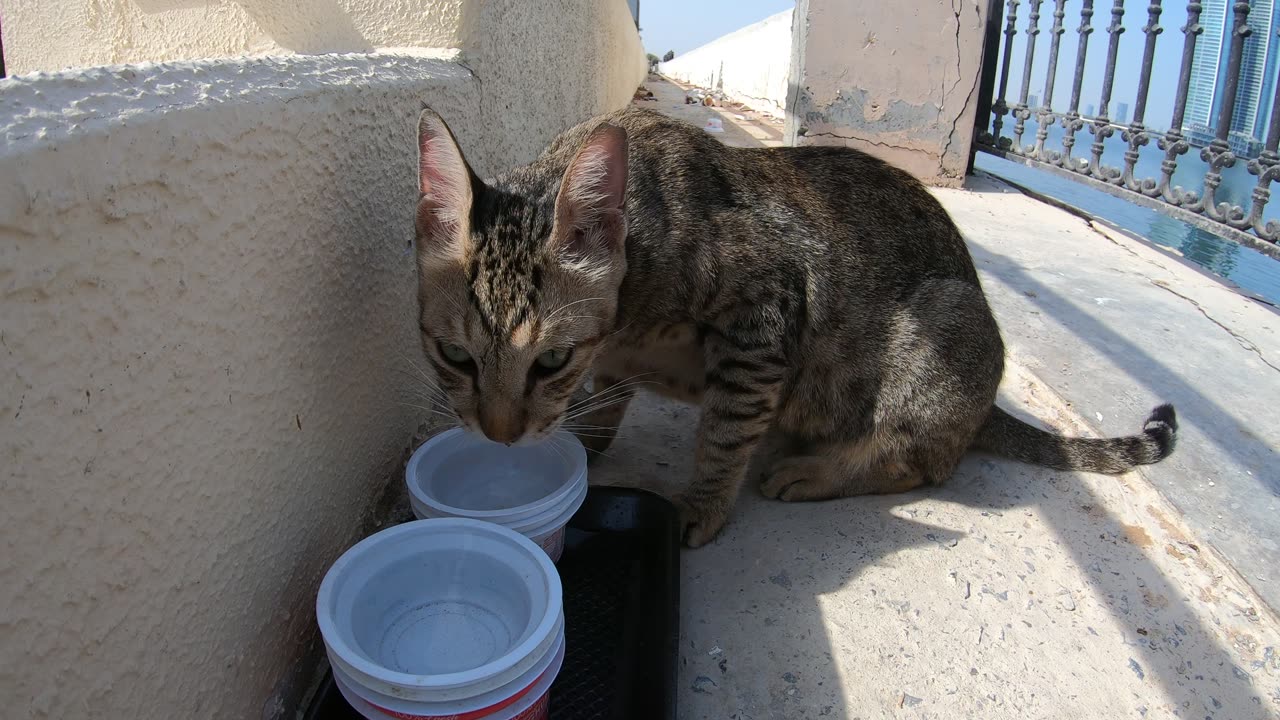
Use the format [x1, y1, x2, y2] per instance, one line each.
[759, 435, 928, 501]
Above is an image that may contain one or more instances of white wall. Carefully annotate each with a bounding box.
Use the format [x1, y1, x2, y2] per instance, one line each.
[0, 2, 645, 718]
[2, 0, 469, 75]
[657, 9, 793, 118]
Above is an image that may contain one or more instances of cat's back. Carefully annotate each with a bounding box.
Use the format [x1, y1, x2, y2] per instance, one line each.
[535, 108, 976, 283]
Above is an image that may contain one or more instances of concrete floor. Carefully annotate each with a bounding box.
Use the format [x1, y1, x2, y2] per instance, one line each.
[583, 77, 1280, 719]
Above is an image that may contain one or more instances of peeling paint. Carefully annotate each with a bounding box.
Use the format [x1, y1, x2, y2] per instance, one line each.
[787, 0, 988, 186]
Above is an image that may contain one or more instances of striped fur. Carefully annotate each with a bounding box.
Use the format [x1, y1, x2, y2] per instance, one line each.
[413, 107, 1179, 547]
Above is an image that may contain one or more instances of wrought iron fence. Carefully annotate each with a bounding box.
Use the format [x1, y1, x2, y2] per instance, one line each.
[974, 0, 1280, 259]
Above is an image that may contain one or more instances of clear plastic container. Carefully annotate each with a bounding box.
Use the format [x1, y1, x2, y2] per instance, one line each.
[332, 633, 565, 720]
[316, 518, 565, 718]
[406, 430, 588, 561]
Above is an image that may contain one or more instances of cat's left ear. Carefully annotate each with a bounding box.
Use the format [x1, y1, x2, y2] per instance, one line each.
[552, 122, 629, 266]
[417, 108, 480, 264]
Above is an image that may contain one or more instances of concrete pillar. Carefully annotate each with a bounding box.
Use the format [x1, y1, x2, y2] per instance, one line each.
[786, 0, 990, 187]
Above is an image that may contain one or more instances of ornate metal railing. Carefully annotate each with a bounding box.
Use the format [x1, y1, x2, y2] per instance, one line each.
[974, 0, 1280, 259]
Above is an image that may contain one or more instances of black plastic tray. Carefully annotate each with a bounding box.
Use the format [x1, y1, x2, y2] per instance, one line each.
[303, 486, 680, 720]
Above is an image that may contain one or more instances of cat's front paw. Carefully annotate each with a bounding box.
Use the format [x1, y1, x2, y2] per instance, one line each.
[675, 493, 730, 548]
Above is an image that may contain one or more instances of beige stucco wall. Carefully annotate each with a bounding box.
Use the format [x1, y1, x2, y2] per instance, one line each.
[657, 9, 794, 118]
[2, 0, 469, 75]
[787, 0, 989, 186]
[460, 0, 648, 166]
[0, 52, 483, 720]
[0, 3, 645, 718]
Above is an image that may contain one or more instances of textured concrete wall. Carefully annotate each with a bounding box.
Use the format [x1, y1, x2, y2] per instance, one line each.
[1, 3, 644, 716]
[3, 0, 468, 74]
[460, 0, 648, 167]
[787, 0, 989, 186]
[657, 9, 794, 118]
[0, 1, 644, 711]
[0, 53, 482, 720]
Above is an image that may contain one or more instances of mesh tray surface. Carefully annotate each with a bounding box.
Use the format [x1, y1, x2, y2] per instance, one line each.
[304, 486, 679, 720]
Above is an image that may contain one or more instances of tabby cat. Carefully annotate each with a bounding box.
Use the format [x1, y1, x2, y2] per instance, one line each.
[412, 105, 1177, 547]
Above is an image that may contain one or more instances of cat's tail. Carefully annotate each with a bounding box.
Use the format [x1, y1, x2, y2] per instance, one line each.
[970, 404, 1177, 474]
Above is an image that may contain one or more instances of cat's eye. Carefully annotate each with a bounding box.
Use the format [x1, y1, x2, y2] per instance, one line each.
[534, 347, 573, 373]
[438, 341, 473, 366]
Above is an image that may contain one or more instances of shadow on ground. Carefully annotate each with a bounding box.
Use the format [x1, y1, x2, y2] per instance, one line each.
[588, 390, 1273, 718]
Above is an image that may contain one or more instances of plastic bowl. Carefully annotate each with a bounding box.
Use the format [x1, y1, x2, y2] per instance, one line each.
[316, 518, 564, 704]
[406, 430, 588, 560]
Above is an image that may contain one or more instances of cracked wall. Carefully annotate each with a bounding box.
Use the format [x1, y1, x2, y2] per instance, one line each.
[786, 0, 989, 187]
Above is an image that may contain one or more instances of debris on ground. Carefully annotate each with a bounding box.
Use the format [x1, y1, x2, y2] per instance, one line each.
[691, 676, 718, 694]
[684, 87, 731, 107]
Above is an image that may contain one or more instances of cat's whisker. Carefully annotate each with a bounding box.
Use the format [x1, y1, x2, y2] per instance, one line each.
[394, 401, 461, 421]
[560, 422, 619, 431]
[394, 351, 445, 389]
[544, 297, 608, 323]
[563, 431, 623, 440]
[564, 397, 636, 421]
[564, 383, 658, 417]
[606, 319, 636, 339]
[564, 392, 634, 416]
[560, 421, 625, 434]
[419, 278, 468, 318]
[578, 443, 615, 461]
[564, 399, 640, 421]
[545, 435, 572, 464]
[566, 373, 658, 411]
[546, 314, 604, 326]
[395, 385, 449, 408]
[389, 355, 450, 404]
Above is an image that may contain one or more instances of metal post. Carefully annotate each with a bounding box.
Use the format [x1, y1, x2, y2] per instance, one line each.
[1158, 1, 1205, 208]
[972, 0, 1006, 170]
[1012, 0, 1042, 154]
[1247, 24, 1280, 240]
[1201, 0, 1252, 225]
[1121, 0, 1163, 194]
[991, 0, 1022, 149]
[1087, 0, 1126, 182]
[1034, 0, 1068, 160]
[1057, 0, 1095, 170]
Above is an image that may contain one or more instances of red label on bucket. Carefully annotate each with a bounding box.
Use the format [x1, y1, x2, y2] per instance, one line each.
[370, 669, 551, 720]
[510, 691, 549, 720]
[539, 528, 565, 561]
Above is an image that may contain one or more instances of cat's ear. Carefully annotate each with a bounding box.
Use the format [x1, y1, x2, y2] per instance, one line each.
[552, 122, 628, 267]
[416, 108, 478, 263]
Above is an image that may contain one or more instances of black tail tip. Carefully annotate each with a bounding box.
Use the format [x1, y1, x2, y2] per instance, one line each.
[1145, 403, 1178, 431]
[1143, 403, 1178, 459]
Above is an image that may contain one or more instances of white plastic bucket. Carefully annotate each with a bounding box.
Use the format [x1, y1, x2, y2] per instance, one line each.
[332, 633, 565, 720]
[316, 518, 565, 718]
[406, 430, 588, 561]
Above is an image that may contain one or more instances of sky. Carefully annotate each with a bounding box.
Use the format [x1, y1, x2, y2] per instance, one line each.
[993, 2, 1274, 133]
[640, 1, 1236, 135]
[640, 0, 793, 58]
[996, 2, 1240, 133]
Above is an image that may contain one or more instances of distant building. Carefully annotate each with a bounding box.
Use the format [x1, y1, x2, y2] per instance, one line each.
[1085, 103, 1096, 117]
[1183, 0, 1279, 157]
[1116, 102, 1130, 125]
[1027, 94, 1039, 109]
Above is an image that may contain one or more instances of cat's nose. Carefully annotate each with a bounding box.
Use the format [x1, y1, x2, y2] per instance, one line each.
[478, 407, 522, 445]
